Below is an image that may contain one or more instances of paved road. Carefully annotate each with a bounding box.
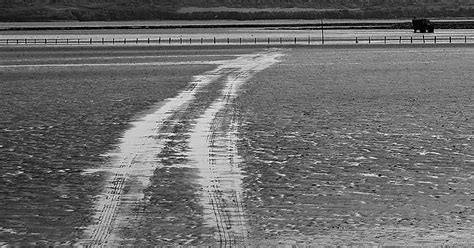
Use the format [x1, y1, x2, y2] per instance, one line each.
[2, 28, 474, 46]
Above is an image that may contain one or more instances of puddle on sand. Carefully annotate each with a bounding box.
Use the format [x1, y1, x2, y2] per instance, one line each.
[79, 49, 284, 246]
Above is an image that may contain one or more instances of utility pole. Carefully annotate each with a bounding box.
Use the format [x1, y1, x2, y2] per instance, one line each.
[321, 19, 325, 45]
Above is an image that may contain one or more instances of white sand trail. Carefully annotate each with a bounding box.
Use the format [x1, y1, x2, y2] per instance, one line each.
[188, 50, 284, 245]
[79, 49, 284, 246]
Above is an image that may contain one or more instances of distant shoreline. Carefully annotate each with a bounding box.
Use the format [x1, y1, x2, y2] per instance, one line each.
[2, 19, 474, 31]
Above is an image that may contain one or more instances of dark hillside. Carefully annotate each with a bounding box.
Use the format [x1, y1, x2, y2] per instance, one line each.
[0, 1, 473, 23]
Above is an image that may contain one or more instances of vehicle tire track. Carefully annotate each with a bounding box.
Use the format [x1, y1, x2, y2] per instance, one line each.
[189, 50, 284, 246]
[79, 49, 284, 246]
[79, 71, 223, 247]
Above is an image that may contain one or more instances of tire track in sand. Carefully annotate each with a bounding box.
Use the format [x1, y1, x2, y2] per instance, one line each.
[79, 49, 284, 246]
[188, 50, 284, 246]
[79, 73, 222, 247]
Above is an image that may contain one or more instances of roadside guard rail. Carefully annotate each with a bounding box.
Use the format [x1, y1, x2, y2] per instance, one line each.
[1, 35, 474, 46]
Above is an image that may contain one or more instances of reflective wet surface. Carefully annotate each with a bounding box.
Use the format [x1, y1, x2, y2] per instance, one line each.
[1, 44, 473, 246]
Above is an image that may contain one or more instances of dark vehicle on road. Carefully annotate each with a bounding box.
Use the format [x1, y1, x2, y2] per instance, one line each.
[413, 18, 435, 33]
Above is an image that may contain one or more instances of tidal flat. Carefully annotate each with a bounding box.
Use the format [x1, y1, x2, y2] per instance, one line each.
[1, 45, 473, 246]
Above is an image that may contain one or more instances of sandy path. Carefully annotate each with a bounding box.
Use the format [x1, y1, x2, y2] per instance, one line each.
[78, 49, 284, 246]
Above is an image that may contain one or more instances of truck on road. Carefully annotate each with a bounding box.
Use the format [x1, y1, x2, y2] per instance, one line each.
[413, 18, 435, 33]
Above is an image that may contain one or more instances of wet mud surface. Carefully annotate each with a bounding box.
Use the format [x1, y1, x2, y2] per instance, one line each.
[1, 45, 473, 246]
[235, 47, 474, 245]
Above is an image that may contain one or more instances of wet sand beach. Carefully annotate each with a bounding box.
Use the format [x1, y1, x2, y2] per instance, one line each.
[1, 44, 473, 246]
